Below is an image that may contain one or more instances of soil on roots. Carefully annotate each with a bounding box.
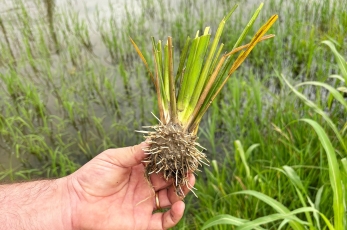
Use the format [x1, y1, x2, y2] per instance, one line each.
[142, 122, 208, 197]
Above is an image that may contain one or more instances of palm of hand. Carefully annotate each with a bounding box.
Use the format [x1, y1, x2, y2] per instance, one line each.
[67, 143, 194, 230]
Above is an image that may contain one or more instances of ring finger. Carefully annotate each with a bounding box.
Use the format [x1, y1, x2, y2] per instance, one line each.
[153, 174, 196, 211]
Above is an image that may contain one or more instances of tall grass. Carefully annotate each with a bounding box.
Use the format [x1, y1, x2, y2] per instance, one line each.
[0, 0, 346, 229]
[197, 42, 347, 229]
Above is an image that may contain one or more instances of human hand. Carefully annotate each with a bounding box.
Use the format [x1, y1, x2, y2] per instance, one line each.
[65, 142, 195, 230]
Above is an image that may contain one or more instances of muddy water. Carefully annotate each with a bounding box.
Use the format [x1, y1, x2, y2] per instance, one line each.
[56, 0, 140, 20]
[0, 0, 150, 171]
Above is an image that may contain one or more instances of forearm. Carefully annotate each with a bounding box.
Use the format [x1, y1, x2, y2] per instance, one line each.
[0, 178, 71, 230]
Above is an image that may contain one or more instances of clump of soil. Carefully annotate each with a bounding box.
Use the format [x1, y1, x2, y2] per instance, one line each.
[141, 122, 208, 197]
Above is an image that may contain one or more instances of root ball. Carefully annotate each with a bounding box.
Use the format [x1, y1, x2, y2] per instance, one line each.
[141, 122, 208, 197]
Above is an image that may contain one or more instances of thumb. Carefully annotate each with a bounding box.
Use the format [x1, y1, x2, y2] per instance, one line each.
[102, 142, 148, 168]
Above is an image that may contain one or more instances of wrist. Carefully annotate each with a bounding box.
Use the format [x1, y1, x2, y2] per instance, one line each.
[65, 175, 80, 230]
[65, 173, 105, 230]
[58, 177, 74, 230]
[0, 178, 73, 230]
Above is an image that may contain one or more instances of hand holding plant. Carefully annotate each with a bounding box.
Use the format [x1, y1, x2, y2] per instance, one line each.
[0, 143, 195, 229]
[67, 142, 195, 229]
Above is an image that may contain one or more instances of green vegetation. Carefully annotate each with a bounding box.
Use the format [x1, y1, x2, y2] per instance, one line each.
[131, 3, 277, 197]
[0, 0, 346, 229]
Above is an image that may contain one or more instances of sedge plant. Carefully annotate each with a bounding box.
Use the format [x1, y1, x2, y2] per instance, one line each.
[131, 4, 278, 197]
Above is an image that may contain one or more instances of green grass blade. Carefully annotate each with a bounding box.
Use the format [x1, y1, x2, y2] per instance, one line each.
[202, 214, 266, 230]
[234, 140, 251, 179]
[228, 14, 278, 75]
[207, 43, 224, 81]
[282, 166, 314, 228]
[186, 34, 275, 132]
[204, 35, 272, 111]
[232, 3, 263, 49]
[152, 38, 165, 95]
[189, 15, 278, 131]
[315, 186, 324, 212]
[341, 158, 347, 174]
[175, 36, 191, 84]
[188, 6, 238, 118]
[163, 42, 170, 104]
[281, 74, 347, 154]
[224, 4, 238, 21]
[167, 37, 177, 123]
[156, 40, 167, 107]
[329, 74, 345, 82]
[157, 40, 164, 82]
[232, 190, 305, 230]
[282, 166, 305, 192]
[245, 143, 260, 159]
[177, 34, 201, 114]
[178, 31, 211, 122]
[186, 54, 230, 132]
[322, 40, 347, 82]
[309, 186, 323, 230]
[300, 119, 344, 229]
[296, 81, 347, 109]
[201, 214, 247, 229]
[151, 39, 166, 122]
[235, 207, 320, 230]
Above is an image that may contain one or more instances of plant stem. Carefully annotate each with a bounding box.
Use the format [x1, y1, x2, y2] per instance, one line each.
[168, 37, 178, 123]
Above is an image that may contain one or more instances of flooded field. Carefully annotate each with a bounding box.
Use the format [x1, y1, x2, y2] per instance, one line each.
[0, 0, 346, 191]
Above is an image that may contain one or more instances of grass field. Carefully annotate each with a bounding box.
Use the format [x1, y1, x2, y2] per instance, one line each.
[0, 0, 346, 229]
